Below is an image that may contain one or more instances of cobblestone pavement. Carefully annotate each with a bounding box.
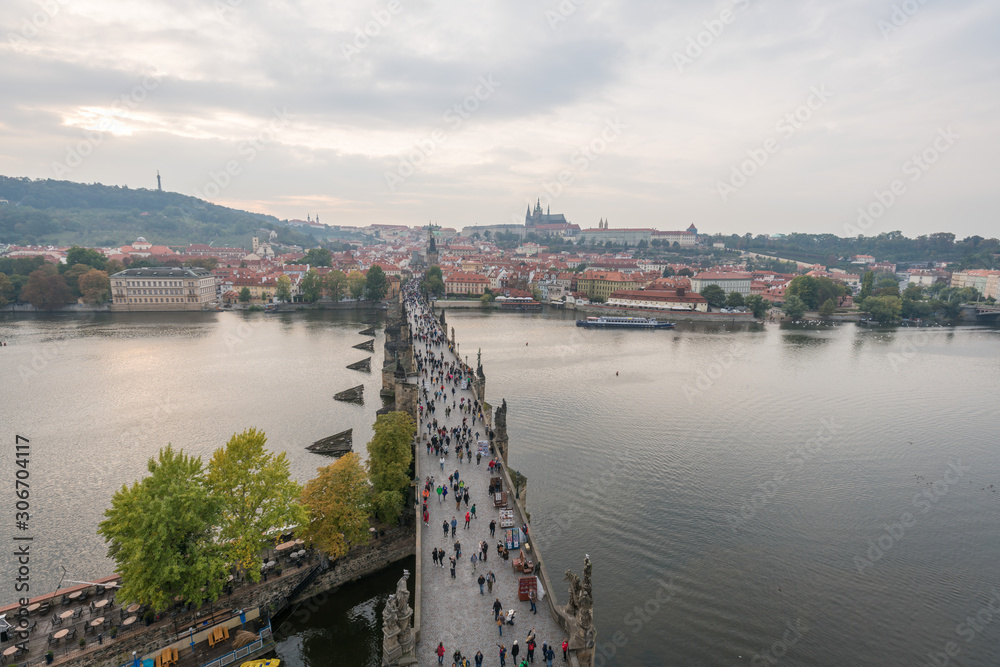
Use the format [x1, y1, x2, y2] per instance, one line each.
[411, 307, 564, 666]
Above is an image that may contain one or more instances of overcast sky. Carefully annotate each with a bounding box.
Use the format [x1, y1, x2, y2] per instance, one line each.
[1, 0, 997, 237]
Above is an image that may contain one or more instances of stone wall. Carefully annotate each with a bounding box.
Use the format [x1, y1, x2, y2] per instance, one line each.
[294, 525, 416, 604]
[394, 381, 419, 422]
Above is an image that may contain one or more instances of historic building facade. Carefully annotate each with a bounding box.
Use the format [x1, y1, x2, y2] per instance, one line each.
[110, 267, 217, 311]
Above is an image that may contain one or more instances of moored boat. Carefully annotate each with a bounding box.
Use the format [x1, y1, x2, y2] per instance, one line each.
[575, 316, 675, 329]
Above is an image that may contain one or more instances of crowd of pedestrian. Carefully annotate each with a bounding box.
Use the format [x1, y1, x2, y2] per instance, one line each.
[407, 280, 568, 667]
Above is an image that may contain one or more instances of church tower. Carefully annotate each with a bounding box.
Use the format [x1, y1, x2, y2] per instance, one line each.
[426, 226, 439, 267]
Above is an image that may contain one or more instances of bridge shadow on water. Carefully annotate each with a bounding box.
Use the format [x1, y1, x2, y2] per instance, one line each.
[271, 556, 415, 667]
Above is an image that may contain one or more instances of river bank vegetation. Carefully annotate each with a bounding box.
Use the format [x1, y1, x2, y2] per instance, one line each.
[97, 413, 416, 611]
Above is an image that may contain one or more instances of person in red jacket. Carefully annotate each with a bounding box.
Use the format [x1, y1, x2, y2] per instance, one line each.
[436, 642, 446, 664]
[561, 639, 568, 661]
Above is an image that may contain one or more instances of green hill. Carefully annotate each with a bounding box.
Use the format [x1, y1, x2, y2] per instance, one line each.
[0, 175, 320, 248]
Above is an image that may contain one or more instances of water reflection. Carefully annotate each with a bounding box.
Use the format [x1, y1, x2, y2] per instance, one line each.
[273, 557, 414, 667]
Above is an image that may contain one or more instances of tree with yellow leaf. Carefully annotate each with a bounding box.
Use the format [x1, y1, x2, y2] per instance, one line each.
[300, 452, 372, 559]
[206, 428, 307, 583]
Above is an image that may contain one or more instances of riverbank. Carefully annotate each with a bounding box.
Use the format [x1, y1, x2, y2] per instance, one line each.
[576, 303, 756, 323]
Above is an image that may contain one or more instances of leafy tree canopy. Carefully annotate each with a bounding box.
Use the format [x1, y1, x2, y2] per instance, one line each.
[365, 265, 389, 301]
[745, 294, 769, 318]
[862, 295, 902, 323]
[300, 452, 372, 560]
[206, 428, 306, 583]
[783, 294, 807, 320]
[301, 247, 333, 267]
[275, 274, 292, 302]
[79, 269, 110, 304]
[22, 263, 72, 310]
[784, 275, 847, 310]
[98, 446, 226, 612]
[366, 412, 415, 524]
[324, 269, 347, 302]
[700, 284, 726, 308]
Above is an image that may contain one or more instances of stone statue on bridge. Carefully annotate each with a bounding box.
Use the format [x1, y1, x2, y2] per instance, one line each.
[383, 570, 415, 666]
[562, 555, 596, 656]
[493, 399, 509, 463]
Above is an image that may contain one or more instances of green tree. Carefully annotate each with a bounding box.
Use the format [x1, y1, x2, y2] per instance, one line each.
[347, 271, 366, 299]
[238, 287, 252, 303]
[874, 276, 900, 298]
[301, 247, 333, 267]
[365, 265, 389, 301]
[902, 298, 933, 319]
[421, 266, 446, 297]
[819, 298, 836, 316]
[700, 284, 726, 308]
[366, 412, 416, 524]
[66, 246, 108, 270]
[98, 446, 226, 612]
[902, 283, 923, 300]
[206, 428, 307, 583]
[863, 295, 902, 323]
[782, 295, 807, 320]
[929, 298, 960, 320]
[79, 269, 110, 304]
[662, 267, 675, 277]
[324, 269, 347, 302]
[105, 259, 125, 276]
[301, 453, 372, 560]
[0, 273, 14, 307]
[62, 263, 92, 297]
[726, 291, 745, 308]
[859, 271, 875, 300]
[300, 269, 323, 302]
[677, 268, 694, 277]
[275, 275, 292, 302]
[22, 264, 72, 310]
[745, 294, 769, 318]
[785, 275, 847, 310]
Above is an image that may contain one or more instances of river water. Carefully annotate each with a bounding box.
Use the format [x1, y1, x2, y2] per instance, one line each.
[1, 309, 999, 666]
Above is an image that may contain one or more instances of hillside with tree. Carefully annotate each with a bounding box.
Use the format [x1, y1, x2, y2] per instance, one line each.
[0, 175, 321, 248]
[706, 231, 1000, 270]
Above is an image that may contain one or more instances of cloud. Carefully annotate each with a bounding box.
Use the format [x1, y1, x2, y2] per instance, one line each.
[0, 0, 997, 236]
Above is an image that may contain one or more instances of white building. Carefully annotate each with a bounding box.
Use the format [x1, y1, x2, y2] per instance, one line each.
[691, 272, 752, 297]
[111, 267, 217, 311]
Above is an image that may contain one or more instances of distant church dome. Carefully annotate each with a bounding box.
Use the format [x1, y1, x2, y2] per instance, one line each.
[136, 236, 147, 243]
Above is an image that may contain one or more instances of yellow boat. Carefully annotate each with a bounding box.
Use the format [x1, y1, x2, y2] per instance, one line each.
[240, 661, 280, 667]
